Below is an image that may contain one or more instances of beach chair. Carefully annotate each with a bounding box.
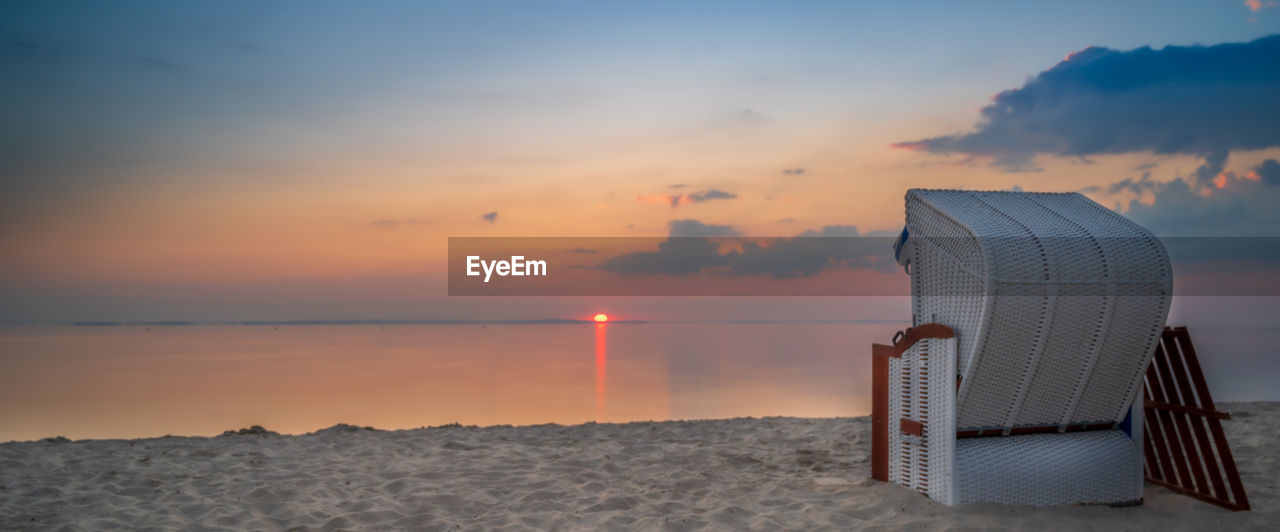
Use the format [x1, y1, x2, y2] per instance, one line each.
[871, 189, 1172, 506]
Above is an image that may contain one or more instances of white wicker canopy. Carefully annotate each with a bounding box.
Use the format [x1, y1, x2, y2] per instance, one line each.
[875, 189, 1173, 506]
[901, 189, 1172, 432]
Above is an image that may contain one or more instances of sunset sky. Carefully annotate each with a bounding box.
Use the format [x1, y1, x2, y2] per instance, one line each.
[3, 1, 1280, 322]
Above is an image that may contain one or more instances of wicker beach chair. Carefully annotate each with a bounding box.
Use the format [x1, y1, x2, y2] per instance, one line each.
[871, 189, 1172, 506]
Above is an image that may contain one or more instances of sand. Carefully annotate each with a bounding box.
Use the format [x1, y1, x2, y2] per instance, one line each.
[2, 402, 1276, 531]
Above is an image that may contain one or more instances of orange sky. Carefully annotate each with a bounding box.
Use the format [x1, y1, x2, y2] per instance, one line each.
[3, 3, 1280, 322]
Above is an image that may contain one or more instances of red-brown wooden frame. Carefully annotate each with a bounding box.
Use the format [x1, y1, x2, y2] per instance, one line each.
[871, 324, 1250, 512]
[871, 324, 954, 481]
[1143, 326, 1250, 511]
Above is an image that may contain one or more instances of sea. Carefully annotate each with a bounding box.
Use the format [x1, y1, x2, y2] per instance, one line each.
[0, 322, 1273, 441]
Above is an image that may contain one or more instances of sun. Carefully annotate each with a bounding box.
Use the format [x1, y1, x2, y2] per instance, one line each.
[593, 313, 609, 323]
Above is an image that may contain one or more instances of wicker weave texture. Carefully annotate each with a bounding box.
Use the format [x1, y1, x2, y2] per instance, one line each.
[954, 430, 1142, 505]
[887, 336, 957, 504]
[905, 189, 1171, 431]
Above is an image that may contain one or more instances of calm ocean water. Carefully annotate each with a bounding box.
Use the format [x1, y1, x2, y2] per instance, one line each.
[0, 323, 1273, 442]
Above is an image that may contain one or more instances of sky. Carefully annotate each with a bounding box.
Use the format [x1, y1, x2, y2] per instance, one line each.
[2, 1, 1280, 322]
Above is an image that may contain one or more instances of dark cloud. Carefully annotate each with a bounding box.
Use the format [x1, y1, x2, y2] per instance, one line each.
[895, 35, 1280, 172]
[1192, 151, 1230, 187]
[1109, 171, 1280, 236]
[564, 248, 598, 254]
[685, 189, 738, 203]
[667, 219, 742, 237]
[1107, 171, 1158, 195]
[1252, 159, 1280, 186]
[596, 223, 898, 278]
[777, 218, 796, 223]
[797, 225, 859, 237]
[782, 168, 805, 175]
[481, 211, 498, 223]
[638, 189, 739, 208]
[597, 237, 728, 275]
[668, 183, 687, 189]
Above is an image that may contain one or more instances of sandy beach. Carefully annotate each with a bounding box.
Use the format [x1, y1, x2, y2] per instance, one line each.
[2, 402, 1275, 530]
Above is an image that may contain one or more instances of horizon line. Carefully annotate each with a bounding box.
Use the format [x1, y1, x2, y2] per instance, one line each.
[0, 318, 911, 327]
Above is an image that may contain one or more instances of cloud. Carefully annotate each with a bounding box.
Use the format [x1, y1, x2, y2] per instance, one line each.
[782, 168, 805, 175]
[1192, 151, 1230, 187]
[686, 189, 738, 203]
[481, 211, 498, 223]
[596, 237, 728, 275]
[636, 194, 684, 207]
[797, 225, 860, 237]
[564, 247, 598, 254]
[636, 189, 739, 208]
[1246, 0, 1277, 12]
[1250, 158, 1280, 185]
[596, 223, 898, 278]
[1103, 161, 1280, 236]
[666, 219, 742, 237]
[895, 35, 1280, 173]
[1106, 171, 1158, 194]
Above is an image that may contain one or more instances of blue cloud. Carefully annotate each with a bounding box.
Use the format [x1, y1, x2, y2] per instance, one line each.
[596, 223, 897, 278]
[666, 219, 741, 237]
[896, 35, 1280, 172]
[685, 189, 738, 203]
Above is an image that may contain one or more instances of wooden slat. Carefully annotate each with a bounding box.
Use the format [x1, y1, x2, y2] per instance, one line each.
[1162, 333, 1221, 499]
[1171, 327, 1250, 511]
[871, 344, 890, 482]
[882, 324, 955, 358]
[1154, 333, 1209, 495]
[1143, 326, 1251, 511]
[955, 422, 1112, 439]
[1143, 363, 1177, 484]
[1143, 400, 1230, 420]
[871, 324, 954, 483]
[1170, 336, 1230, 504]
[1141, 420, 1161, 485]
[1147, 347, 1193, 487]
[900, 418, 924, 437]
[1147, 477, 1249, 512]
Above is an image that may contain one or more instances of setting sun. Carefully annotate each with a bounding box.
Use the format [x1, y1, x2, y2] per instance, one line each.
[593, 313, 609, 323]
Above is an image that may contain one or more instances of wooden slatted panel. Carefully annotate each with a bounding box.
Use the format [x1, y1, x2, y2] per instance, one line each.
[871, 324, 955, 483]
[1142, 326, 1250, 511]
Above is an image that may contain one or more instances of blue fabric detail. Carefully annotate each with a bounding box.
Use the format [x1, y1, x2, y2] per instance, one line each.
[894, 227, 909, 262]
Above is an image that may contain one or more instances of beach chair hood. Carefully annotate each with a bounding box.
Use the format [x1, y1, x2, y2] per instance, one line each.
[903, 189, 1172, 433]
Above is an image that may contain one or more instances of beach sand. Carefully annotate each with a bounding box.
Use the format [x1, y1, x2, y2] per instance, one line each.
[2, 402, 1275, 530]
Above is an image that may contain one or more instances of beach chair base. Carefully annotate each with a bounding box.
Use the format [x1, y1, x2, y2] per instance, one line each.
[872, 324, 1144, 507]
